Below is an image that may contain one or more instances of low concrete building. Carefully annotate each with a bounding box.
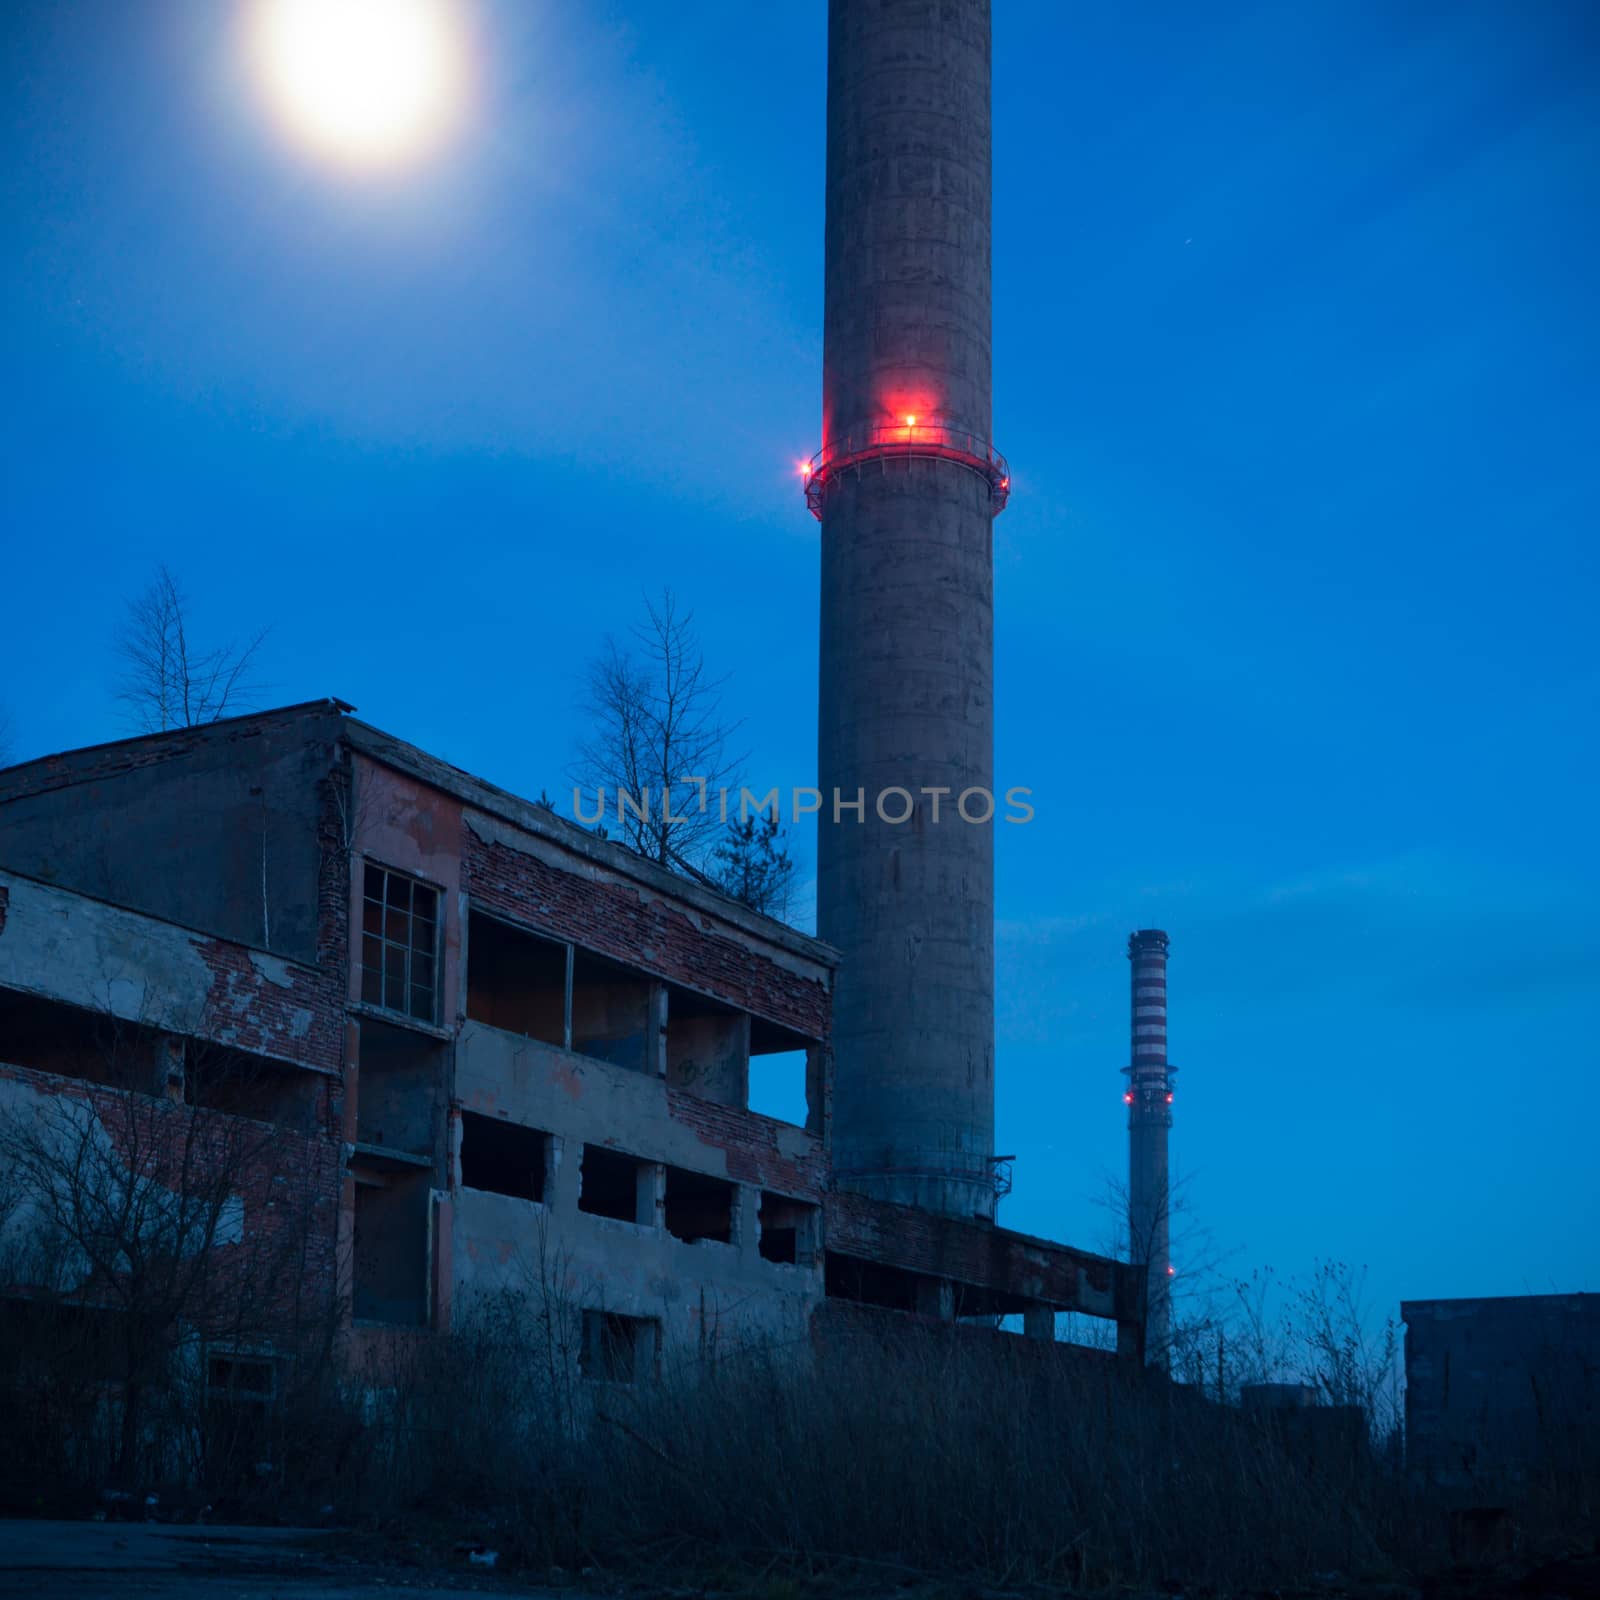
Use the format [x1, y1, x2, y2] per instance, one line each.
[1403, 1293, 1600, 1499]
[0, 702, 1134, 1390]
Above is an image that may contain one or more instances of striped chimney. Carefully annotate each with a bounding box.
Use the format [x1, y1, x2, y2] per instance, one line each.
[1124, 929, 1174, 1366]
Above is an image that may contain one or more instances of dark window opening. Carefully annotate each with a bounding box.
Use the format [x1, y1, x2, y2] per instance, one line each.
[459, 1111, 546, 1202]
[0, 991, 321, 1126]
[0, 990, 162, 1090]
[759, 1192, 818, 1265]
[578, 1144, 650, 1224]
[355, 1018, 442, 1156]
[663, 1165, 735, 1244]
[352, 1172, 430, 1326]
[570, 948, 651, 1072]
[824, 1253, 927, 1313]
[952, 1283, 1034, 1319]
[185, 1044, 321, 1130]
[748, 1019, 817, 1129]
[466, 911, 566, 1044]
[580, 1310, 657, 1383]
[360, 863, 439, 1024]
[207, 1353, 276, 1404]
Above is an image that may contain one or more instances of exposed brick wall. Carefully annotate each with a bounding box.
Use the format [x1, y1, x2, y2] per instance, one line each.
[195, 939, 342, 1074]
[666, 1088, 827, 1200]
[828, 1189, 1120, 1305]
[464, 824, 830, 1041]
[0, 1062, 343, 1328]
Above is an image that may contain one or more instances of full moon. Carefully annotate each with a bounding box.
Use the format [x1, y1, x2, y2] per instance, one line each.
[247, 0, 470, 173]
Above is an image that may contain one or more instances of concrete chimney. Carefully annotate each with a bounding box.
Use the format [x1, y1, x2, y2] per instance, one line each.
[808, 0, 1005, 1222]
[1124, 929, 1174, 1363]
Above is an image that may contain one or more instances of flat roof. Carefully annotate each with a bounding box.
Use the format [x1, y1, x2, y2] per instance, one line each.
[0, 699, 837, 970]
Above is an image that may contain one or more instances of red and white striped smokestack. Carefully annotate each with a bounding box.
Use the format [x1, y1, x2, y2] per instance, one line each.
[1124, 929, 1174, 1367]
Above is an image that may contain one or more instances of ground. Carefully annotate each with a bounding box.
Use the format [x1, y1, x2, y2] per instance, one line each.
[4, 1518, 1597, 1600]
[0, 1520, 562, 1600]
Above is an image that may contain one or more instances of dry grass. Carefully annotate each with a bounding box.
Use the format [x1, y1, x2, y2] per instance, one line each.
[5, 1282, 1594, 1593]
[331, 1300, 1439, 1594]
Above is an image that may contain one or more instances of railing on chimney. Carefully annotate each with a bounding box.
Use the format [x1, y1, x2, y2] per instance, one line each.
[803, 421, 1010, 518]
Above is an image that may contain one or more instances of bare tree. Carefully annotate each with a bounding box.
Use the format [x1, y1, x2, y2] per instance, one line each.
[1290, 1260, 1401, 1434]
[0, 1023, 336, 1493]
[114, 564, 269, 732]
[570, 590, 743, 872]
[1066, 1170, 1237, 1375]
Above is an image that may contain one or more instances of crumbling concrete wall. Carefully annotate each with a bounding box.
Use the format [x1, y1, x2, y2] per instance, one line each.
[666, 1009, 749, 1108]
[453, 1020, 824, 1359]
[0, 1059, 343, 1325]
[0, 869, 347, 1353]
[0, 870, 344, 1076]
[462, 816, 831, 1045]
[0, 705, 345, 964]
[827, 1188, 1125, 1321]
[1403, 1293, 1600, 1498]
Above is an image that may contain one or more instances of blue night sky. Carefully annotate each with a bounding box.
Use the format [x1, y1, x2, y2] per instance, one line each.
[3, 2, 1596, 1329]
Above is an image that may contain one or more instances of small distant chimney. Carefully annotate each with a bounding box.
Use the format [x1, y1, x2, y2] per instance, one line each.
[1124, 929, 1174, 1366]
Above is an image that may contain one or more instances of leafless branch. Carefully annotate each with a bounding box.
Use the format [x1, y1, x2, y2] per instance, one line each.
[114, 564, 270, 732]
[570, 589, 744, 871]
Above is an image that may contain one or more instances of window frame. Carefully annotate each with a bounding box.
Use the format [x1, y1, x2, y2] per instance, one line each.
[205, 1349, 278, 1406]
[360, 860, 442, 1025]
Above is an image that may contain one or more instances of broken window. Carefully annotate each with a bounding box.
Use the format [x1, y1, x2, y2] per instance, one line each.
[664, 985, 748, 1107]
[748, 1019, 818, 1129]
[360, 863, 439, 1024]
[459, 1111, 546, 1202]
[663, 1165, 736, 1244]
[352, 1171, 430, 1325]
[466, 911, 567, 1044]
[758, 1192, 819, 1265]
[578, 1144, 652, 1224]
[569, 948, 651, 1072]
[580, 1310, 657, 1383]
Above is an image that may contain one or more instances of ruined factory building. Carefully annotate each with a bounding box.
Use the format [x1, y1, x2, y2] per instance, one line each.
[1403, 1292, 1600, 1500]
[0, 700, 1136, 1371]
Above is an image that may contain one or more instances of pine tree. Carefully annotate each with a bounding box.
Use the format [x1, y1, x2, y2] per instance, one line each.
[711, 808, 795, 919]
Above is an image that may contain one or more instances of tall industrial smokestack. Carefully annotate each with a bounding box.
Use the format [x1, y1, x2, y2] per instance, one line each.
[808, 0, 1006, 1221]
[1124, 929, 1174, 1363]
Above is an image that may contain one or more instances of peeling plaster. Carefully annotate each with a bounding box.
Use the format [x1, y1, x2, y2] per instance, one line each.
[0, 874, 211, 1033]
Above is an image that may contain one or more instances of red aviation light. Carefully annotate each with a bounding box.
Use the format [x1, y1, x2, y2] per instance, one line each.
[1166, 1092, 1174, 1103]
[1167, 1265, 1176, 1276]
[799, 424, 1010, 518]
[1122, 1091, 1133, 1104]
